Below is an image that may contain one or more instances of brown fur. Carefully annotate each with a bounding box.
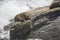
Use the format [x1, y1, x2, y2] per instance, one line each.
[49, 0, 60, 9]
[14, 12, 31, 22]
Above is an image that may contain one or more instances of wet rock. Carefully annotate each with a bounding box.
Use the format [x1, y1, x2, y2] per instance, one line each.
[26, 8, 60, 40]
[27, 17, 60, 40]
[10, 21, 32, 40]
[49, 0, 60, 9]
[4, 6, 60, 40]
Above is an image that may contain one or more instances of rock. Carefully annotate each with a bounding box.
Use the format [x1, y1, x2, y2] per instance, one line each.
[4, 6, 60, 40]
[27, 17, 60, 40]
[4, 22, 21, 31]
[10, 21, 32, 40]
[26, 8, 60, 40]
[49, 0, 60, 9]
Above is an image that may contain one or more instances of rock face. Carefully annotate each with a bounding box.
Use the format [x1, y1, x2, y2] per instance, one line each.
[27, 20, 60, 40]
[9, 21, 31, 40]
[26, 8, 60, 40]
[4, 6, 60, 40]
[10, 21, 32, 40]
[49, 0, 60, 9]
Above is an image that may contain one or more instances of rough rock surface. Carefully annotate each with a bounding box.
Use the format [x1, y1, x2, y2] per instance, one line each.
[4, 6, 60, 40]
[49, 0, 60, 9]
[26, 11, 60, 40]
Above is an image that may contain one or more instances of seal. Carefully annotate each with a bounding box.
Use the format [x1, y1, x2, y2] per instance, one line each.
[14, 12, 31, 23]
